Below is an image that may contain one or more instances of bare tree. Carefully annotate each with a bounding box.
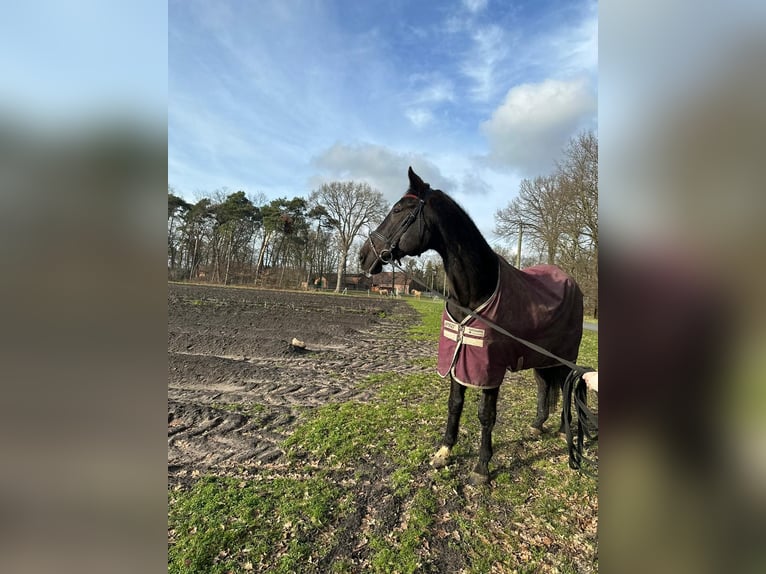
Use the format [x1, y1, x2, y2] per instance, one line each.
[557, 131, 598, 316]
[558, 131, 598, 251]
[309, 181, 387, 292]
[494, 175, 572, 265]
[494, 130, 598, 316]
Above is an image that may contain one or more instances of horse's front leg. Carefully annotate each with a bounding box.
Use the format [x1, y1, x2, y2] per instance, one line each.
[431, 376, 465, 468]
[471, 386, 499, 485]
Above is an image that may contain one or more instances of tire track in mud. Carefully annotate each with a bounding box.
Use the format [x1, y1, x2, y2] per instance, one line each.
[168, 284, 436, 481]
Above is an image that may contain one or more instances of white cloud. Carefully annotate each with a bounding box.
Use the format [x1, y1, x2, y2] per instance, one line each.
[460, 169, 491, 196]
[408, 74, 455, 106]
[547, 5, 598, 77]
[405, 108, 434, 128]
[402, 73, 455, 128]
[453, 2, 597, 106]
[460, 25, 508, 102]
[310, 142, 456, 202]
[480, 78, 597, 175]
[462, 0, 488, 14]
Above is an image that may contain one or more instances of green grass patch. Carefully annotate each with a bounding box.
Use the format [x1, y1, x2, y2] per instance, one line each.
[404, 298, 443, 341]
[168, 475, 342, 573]
[282, 368, 451, 570]
[368, 487, 437, 574]
[578, 329, 599, 370]
[284, 371, 447, 472]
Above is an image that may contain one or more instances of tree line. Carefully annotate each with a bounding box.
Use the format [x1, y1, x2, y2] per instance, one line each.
[494, 131, 598, 317]
[168, 182, 387, 292]
[169, 133, 597, 314]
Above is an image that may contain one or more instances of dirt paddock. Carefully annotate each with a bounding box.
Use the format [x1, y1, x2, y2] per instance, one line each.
[168, 283, 433, 482]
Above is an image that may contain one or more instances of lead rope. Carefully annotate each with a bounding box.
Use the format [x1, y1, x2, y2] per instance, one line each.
[563, 368, 598, 475]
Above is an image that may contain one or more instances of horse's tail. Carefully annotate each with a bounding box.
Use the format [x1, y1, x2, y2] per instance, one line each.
[563, 368, 598, 472]
[543, 376, 561, 416]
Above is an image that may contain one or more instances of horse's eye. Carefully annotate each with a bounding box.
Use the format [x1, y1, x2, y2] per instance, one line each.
[392, 205, 403, 214]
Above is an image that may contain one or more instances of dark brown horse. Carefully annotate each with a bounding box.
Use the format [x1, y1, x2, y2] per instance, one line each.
[359, 167, 585, 484]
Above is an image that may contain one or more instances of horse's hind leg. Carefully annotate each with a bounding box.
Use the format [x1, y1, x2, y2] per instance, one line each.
[470, 386, 499, 485]
[530, 366, 566, 436]
[431, 376, 465, 468]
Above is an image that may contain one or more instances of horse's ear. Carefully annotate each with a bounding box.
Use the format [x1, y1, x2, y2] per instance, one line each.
[408, 166, 426, 192]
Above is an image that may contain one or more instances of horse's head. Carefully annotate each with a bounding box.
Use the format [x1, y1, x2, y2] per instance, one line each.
[360, 167, 433, 275]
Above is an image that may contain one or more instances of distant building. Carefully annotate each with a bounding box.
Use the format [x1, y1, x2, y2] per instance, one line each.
[369, 271, 427, 295]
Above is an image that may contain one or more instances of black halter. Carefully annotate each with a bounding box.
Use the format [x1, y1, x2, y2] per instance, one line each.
[366, 194, 425, 274]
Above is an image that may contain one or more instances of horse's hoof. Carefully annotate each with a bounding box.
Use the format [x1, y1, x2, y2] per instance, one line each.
[528, 426, 543, 437]
[430, 446, 451, 469]
[469, 471, 490, 486]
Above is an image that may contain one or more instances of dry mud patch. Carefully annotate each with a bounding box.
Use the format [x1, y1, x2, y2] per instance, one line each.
[168, 283, 433, 480]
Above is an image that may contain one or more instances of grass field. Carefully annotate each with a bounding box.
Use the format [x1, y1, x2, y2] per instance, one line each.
[169, 295, 598, 573]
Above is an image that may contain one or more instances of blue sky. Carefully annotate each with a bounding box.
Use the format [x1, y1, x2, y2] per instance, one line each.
[169, 0, 597, 239]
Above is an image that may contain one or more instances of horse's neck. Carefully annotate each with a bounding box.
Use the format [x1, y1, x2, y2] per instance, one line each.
[442, 246, 498, 310]
[431, 203, 498, 311]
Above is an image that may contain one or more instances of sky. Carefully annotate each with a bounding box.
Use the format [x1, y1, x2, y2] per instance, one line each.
[169, 0, 597, 241]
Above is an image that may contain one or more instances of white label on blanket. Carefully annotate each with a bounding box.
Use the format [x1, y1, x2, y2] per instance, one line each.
[443, 321, 484, 337]
[462, 335, 484, 347]
[443, 329, 458, 341]
[442, 328, 485, 347]
[464, 326, 485, 337]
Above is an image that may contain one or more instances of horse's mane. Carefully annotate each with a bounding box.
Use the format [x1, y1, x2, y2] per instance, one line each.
[428, 188, 496, 259]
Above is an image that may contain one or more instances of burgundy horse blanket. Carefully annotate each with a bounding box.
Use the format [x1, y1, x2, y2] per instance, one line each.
[437, 258, 583, 388]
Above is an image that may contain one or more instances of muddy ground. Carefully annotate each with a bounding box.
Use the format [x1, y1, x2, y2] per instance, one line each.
[168, 283, 433, 481]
